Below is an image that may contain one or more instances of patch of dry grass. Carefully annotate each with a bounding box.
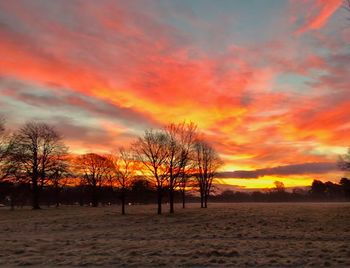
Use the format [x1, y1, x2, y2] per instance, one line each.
[0, 203, 349, 266]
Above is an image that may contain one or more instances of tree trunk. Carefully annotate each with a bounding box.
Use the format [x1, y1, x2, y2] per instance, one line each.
[32, 149, 40, 210]
[121, 187, 125, 215]
[200, 191, 204, 208]
[169, 185, 174, 214]
[32, 177, 40, 210]
[181, 189, 185, 209]
[157, 187, 162, 215]
[204, 192, 208, 208]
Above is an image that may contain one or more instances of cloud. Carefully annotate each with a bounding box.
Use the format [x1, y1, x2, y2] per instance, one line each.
[218, 162, 338, 179]
[52, 116, 135, 153]
[294, 0, 342, 34]
[0, 77, 158, 129]
[0, 1, 348, 185]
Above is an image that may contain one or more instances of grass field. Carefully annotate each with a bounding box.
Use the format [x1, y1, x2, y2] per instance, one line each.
[0, 203, 349, 267]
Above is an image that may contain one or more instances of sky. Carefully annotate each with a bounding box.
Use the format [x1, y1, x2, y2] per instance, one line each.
[0, 0, 349, 189]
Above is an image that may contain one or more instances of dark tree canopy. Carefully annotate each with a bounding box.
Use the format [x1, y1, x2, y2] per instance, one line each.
[274, 181, 285, 192]
[75, 153, 114, 207]
[8, 122, 68, 209]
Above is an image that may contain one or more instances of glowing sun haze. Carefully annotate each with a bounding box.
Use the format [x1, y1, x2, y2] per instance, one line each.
[0, 0, 349, 189]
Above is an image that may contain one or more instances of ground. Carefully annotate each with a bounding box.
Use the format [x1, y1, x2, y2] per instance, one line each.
[0, 203, 349, 267]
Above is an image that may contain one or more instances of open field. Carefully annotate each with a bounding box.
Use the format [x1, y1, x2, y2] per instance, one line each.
[0, 203, 350, 267]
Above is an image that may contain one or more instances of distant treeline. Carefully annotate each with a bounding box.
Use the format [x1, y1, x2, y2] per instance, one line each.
[1, 178, 349, 208]
[211, 178, 350, 202]
[0, 179, 199, 208]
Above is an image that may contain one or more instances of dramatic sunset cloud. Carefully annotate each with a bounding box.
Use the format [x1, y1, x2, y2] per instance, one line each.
[0, 0, 349, 189]
[294, 0, 343, 34]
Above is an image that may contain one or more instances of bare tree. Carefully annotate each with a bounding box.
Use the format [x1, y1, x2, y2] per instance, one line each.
[8, 122, 68, 209]
[178, 123, 197, 209]
[0, 117, 16, 182]
[109, 148, 137, 215]
[164, 122, 197, 212]
[194, 140, 222, 208]
[338, 148, 350, 171]
[75, 153, 113, 207]
[133, 129, 169, 214]
[0, 118, 21, 209]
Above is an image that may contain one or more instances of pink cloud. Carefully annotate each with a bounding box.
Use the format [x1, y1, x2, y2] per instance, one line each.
[294, 0, 343, 34]
[0, 1, 349, 183]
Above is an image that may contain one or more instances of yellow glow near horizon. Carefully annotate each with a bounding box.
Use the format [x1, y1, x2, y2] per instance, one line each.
[217, 176, 314, 189]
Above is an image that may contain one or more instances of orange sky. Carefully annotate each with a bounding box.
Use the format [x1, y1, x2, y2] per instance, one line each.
[0, 0, 349, 189]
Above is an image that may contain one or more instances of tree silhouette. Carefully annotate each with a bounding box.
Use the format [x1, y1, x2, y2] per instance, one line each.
[109, 148, 137, 215]
[47, 154, 71, 207]
[8, 122, 68, 209]
[130, 179, 155, 204]
[75, 153, 113, 207]
[0, 117, 16, 182]
[338, 148, 350, 171]
[194, 139, 222, 208]
[133, 130, 169, 214]
[164, 122, 197, 213]
[274, 181, 285, 192]
[340, 178, 350, 199]
[310, 180, 326, 199]
[324, 181, 342, 199]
